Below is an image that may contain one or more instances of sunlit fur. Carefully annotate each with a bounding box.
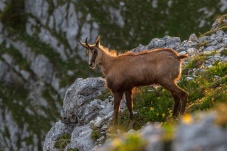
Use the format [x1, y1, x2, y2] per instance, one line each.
[79, 37, 189, 128]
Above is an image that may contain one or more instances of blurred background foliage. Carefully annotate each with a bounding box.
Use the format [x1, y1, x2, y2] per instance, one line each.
[76, 0, 223, 50]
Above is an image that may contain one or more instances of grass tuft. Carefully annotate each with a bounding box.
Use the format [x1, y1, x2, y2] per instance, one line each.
[54, 133, 71, 151]
[91, 127, 102, 140]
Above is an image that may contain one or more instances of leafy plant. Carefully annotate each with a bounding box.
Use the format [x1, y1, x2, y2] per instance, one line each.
[91, 127, 102, 140]
[108, 133, 147, 151]
[54, 133, 71, 151]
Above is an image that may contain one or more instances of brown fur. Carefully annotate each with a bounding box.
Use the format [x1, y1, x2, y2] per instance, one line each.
[79, 37, 189, 128]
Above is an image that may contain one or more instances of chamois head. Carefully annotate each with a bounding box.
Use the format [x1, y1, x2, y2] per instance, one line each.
[79, 37, 102, 69]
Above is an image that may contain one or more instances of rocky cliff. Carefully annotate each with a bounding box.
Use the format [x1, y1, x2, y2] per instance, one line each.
[43, 16, 227, 151]
[0, 0, 100, 150]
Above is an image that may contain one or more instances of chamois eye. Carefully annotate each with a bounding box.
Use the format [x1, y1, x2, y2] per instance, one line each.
[94, 49, 97, 54]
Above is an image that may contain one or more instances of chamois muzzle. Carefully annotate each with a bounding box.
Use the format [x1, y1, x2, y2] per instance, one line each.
[89, 62, 96, 69]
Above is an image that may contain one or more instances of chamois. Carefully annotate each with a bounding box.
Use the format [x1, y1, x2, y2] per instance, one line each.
[79, 37, 188, 128]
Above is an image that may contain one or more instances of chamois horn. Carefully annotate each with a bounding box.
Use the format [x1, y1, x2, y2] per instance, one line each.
[79, 37, 91, 50]
[85, 37, 92, 49]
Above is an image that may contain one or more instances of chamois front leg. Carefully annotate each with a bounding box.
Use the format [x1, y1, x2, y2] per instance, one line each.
[125, 90, 135, 129]
[113, 91, 123, 128]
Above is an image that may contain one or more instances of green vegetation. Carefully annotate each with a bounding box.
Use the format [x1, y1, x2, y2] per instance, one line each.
[183, 51, 218, 74]
[0, 43, 30, 71]
[183, 53, 208, 72]
[108, 133, 147, 151]
[195, 41, 208, 49]
[0, 83, 51, 150]
[75, 0, 220, 50]
[54, 133, 71, 151]
[185, 54, 206, 69]
[96, 88, 112, 100]
[182, 62, 227, 112]
[220, 49, 227, 56]
[67, 149, 79, 151]
[0, 0, 27, 31]
[202, 14, 227, 36]
[0, 84, 29, 128]
[41, 86, 62, 119]
[91, 127, 102, 140]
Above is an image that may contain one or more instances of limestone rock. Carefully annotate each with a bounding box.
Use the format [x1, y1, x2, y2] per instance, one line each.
[173, 113, 227, 151]
[189, 33, 199, 42]
[43, 121, 75, 151]
[30, 54, 54, 83]
[66, 125, 94, 151]
[43, 77, 114, 151]
[61, 77, 106, 124]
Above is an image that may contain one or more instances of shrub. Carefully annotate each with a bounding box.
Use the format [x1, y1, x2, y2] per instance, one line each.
[0, 0, 27, 30]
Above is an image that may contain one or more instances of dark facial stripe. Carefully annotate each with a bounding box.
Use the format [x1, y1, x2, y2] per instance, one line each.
[91, 49, 98, 63]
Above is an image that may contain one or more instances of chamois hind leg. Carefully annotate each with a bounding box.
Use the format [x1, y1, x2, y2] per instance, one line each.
[171, 93, 180, 117]
[113, 91, 124, 128]
[161, 81, 188, 116]
[125, 89, 135, 129]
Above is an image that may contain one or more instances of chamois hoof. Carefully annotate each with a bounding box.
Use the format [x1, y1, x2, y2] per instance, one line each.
[128, 120, 135, 129]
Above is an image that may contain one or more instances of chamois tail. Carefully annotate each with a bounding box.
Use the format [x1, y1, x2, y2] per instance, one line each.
[178, 54, 188, 60]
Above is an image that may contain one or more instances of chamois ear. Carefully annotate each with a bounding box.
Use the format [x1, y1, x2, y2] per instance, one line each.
[96, 36, 100, 47]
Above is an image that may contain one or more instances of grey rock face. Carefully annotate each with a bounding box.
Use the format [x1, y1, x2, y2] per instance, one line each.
[132, 35, 181, 52]
[189, 33, 199, 42]
[66, 125, 94, 151]
[140, 124, 164, 151]
[43, 121, 75, 151]
[0, 60, 9, 81]
[44, 77, 113, 151]
[24, 0, 99, 60]
[173, 113, 227, 151]
[30, 54, 54, 83]
[61, 77, 106, 124]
